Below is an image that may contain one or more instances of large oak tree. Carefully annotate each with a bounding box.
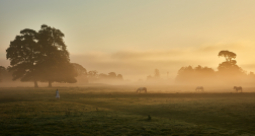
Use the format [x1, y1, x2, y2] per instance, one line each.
[6, 25, 77, 87]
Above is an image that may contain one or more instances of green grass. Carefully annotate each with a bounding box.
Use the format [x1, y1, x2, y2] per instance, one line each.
[0, 86, 254, 135]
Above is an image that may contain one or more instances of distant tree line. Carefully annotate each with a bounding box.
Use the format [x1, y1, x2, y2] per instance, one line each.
[175, 50, 255, 85]
[72, 64, 124, 83]
[87, 70, 123, 83]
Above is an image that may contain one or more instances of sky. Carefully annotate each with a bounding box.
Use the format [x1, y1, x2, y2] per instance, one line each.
[1, 0, 255, 81]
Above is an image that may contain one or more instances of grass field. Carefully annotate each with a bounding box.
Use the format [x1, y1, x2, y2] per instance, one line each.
[0, 86, 255, 136]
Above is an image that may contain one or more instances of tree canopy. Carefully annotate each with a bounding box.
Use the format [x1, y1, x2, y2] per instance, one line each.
[72, 63, 87, 76]
[217, 50, 244, 77]
[6, 25, 77, 87]
[218, 50, 236, 62]
[175, 65, 215, 84]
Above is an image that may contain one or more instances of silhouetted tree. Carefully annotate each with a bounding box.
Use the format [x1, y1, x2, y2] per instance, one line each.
[88, 70, 98, 82]
[98, 73, 108, 79]
[6, 25, 77, 87]
[71, 63, 88, 83]
[246, 72, 255, 83]
[175, 66, 194, 83]
[72, 63, 87, 76]
[6, 29, 40, 87]
[117, 74, 123, 80]
[97, 72, 123, 81]
[88, 70, 98, 77]
[217, 50, 244, 78]
[175, 65, 215, 84]
[37, 25, 77, 87]
[218, 50, 236, 62]
[108, 72, 117, 79]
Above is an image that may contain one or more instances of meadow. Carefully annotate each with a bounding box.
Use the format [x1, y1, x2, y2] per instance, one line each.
[0, 86, 254, 136]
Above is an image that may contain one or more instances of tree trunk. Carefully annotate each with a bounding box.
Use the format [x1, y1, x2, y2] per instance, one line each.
[34, 81, 38, 88]
[48, 81, 52, 87]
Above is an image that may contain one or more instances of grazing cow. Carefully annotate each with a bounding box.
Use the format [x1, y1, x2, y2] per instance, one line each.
[136, 87, 147, 93]
[56, 89, 60, 98]
[195, 86, 204, 91]
[233, 86, 242, 93]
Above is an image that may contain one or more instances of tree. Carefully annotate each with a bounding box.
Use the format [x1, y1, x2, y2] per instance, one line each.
[88, 70, 98, 77]
[216, 50, 247, 85]
[37, 25, 77, 87]
[0, 66, 6, 82]
[154, 69, 160, 79]
[175, 66, 194, 84]
[98, 73, 108, 79]
[72, 63, 87, 76]
[72, 63, 88, 83]
[108, 72, 117, 79]
[217, 50, 244, 76]
[6, 29, 40, 87]
[97, 72, 123, 81]
[217, 61, 244, 76]
[175, 65, 215, 84]
[117, 74, 123, 80]
[6, 25, 77, 87]
[87, 70, 98, 82]
[218, 50, 236, 62]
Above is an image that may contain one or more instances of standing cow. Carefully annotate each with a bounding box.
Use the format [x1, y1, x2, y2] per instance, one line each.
[136, 87, 147, 93]
[195, 86, 204, 91]
[233, 86, 242, 93]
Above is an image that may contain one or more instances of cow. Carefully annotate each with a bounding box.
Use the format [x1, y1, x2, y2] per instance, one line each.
[233, 86, 242, 93]
[136, 87, 147, 93]
[195, 86, 204, 91]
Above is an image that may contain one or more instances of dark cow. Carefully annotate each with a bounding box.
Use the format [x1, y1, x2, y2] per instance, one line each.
[233, 86, 242, 93]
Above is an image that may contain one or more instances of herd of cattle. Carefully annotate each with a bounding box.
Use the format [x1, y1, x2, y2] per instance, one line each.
[136, 86, 243, 93]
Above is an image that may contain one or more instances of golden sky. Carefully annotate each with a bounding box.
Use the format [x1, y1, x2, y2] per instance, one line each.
[1, 0, 255, 80]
